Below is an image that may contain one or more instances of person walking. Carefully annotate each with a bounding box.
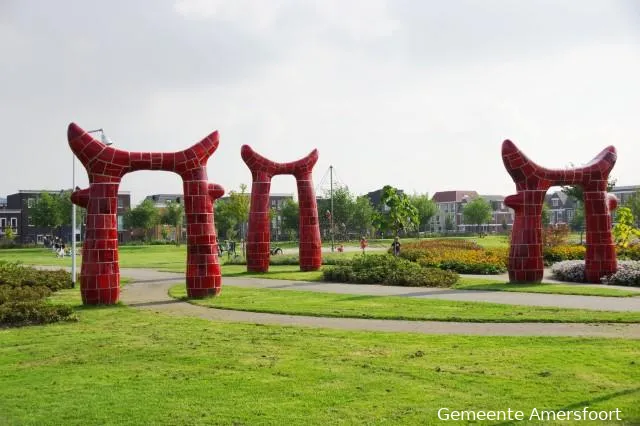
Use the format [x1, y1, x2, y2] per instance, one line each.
[360, 237, 368, 254]
[391, 236, 401, 257]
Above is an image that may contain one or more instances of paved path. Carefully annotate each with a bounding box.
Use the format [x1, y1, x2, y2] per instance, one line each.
[110, 268, 640, 338]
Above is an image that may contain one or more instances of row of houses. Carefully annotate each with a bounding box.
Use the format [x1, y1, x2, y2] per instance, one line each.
[2, 185, 639, 244]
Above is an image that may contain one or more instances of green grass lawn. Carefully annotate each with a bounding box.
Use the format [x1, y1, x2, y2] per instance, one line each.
[169, 285, 640, 323]
[456, 277, 639, 298]
[0, 287, 638, 425]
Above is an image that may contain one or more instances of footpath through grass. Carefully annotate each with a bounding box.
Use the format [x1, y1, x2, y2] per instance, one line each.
[0, 287, 638, 425]
[169, 285, 640, 323]
[4, 246, 639, 297]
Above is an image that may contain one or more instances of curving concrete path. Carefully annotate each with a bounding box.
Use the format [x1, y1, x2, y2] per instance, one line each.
[117, 268, 640, 338]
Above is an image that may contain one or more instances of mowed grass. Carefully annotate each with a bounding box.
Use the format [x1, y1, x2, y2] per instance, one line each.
[0, 288, 638, 425]
[169, 285, 640, 323]
[456, 278, 640, 298]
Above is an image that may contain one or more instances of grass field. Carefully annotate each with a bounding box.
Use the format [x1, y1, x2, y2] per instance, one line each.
[169, 285, 640, 323]
[0, 286, 637, 425]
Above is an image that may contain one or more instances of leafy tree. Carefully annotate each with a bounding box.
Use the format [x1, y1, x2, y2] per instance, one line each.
[462, 197, 492, 233]
[541, 203, 551, 227]
[373, 186, 418, 237]
[214, 200, 236, 241]
[624, 190, 640, 227]
[3, 226, 15, 241]
[226, 184, 250, 240]
[161, 200, 184, 245]
[613, 207, 640, 248]
[444, 214, 455, 232]
[351, 195, 375, 237]
[280, 199, 299, 240]
[124, 199, 159, 241]
[57, 190, 85, 227]
[31, 192, 63, 237]
[409, 194, 437, 234]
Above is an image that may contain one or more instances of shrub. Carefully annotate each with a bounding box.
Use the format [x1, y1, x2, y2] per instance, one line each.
[0, 262, 76, 327]
[550, 260, 586, 282]
[602, 261, 640, 287]
[543, 245, 586, 264]
[543, 225, 570, 247]
[399, 239, 507, 274]
[617, 245, 640, 261]
[551, 260, 640, 287]
[323, 254, 458, 287]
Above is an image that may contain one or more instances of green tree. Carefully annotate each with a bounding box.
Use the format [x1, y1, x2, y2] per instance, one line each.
[214, 200, 236, 241]
[226, 184, 250, 240]
[373, 186, 418, 237]
[280, 199, 299, 240]
[351, 195, 375, 237]
[3, 226, 15, 241]
[124, 199, 160, 241]
[31, 192, 63, 237]
[542, 203, 551, 227]
[444, 214, 455, 232]
[462, 197, 493, 233]
[624, 190, 640, 227]
[409, 194, 437, 235]
[161, 200, 185, 245]
[613, 207, 640, 248]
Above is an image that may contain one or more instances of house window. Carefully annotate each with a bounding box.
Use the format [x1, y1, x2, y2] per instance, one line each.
[10, 218, 17, 229]
[0, 218, 5, 229]
[118, 198, 124, 208]
[567, 209, 574, 221]
[27, 198, 35, 208]
[28, 216, 34, 227]
[552, 199, 559, 207]
[117, 215, 124, 231]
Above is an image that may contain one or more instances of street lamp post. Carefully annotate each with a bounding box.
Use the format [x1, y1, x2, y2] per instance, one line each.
[71, 128, 112, 288]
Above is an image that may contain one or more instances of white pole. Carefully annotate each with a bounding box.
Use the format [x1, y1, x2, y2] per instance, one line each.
[71, 153, 76, 288]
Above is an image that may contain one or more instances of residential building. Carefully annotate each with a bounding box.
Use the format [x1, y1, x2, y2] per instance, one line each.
[431, 190, 478, 232]
[144, 194, 182, 208]
[544, 191, 578, 226]
[6, 190, 131, 244]
[365, 187, 405, 211]
[610, 185, 640, 206]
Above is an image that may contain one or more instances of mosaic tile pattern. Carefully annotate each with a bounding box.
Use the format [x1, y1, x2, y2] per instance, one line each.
[502, 140, 618, 283]
[68, 123, 223, 304]
[241, 145, 322, 272]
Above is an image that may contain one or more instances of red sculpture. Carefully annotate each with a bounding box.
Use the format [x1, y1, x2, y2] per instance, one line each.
[241, 145, 322, 272]
[502, 140, 618, 283]
[68, 123, 223, 304]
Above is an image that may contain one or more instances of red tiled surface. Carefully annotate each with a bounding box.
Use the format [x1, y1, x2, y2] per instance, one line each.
[502, 140, 618, 283]
[241, 145, 322, 272]
[68, 123, 223, 304]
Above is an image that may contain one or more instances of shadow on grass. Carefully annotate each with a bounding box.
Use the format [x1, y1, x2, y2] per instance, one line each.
[492, 387, 640, 426]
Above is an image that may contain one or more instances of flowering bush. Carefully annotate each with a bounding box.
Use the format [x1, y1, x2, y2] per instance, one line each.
[323, 254, 459, 287]
[601, 261, 640, 287]
[399, 240, 507, 274]
[550, 260, 586, 282]
[617, 245, 640, 261]
[543, 245, 586, 264]
[551, 260, 640, 287]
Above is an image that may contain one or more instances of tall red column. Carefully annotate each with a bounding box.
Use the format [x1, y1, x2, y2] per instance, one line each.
[502, 140, 617, 283]
[241, 145, 322, 273]
[68, 123, 223, 304]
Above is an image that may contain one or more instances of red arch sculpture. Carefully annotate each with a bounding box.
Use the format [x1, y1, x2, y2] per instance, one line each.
[241, 145, 322, 272]
[68, 123, 223, 304]
[502, 140, 618, 283]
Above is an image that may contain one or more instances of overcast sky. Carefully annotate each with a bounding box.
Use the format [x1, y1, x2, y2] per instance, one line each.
[1, 0, 639, 205]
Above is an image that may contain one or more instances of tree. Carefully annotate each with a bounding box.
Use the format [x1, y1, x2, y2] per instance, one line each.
[280, 199, 299, 240]
[3, 226, 15, 241]
[124, 199, 160, 241]
[562, 176, 616, 203]
[541, 203, 551, 227]
[351, 195, 375, 237]
[226, 184, 250, 240]
[625, 190, 640, 227]
[613, 207, 640, 248]
[31, 192, 63, 237]
[444, 214, 455, 232]
[214, 200, 236, 241]
[373, 186, 418, 237]
[409, 194, 437, 235]
[161, 200, 184, 245]
[462, 197, 492, 233]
